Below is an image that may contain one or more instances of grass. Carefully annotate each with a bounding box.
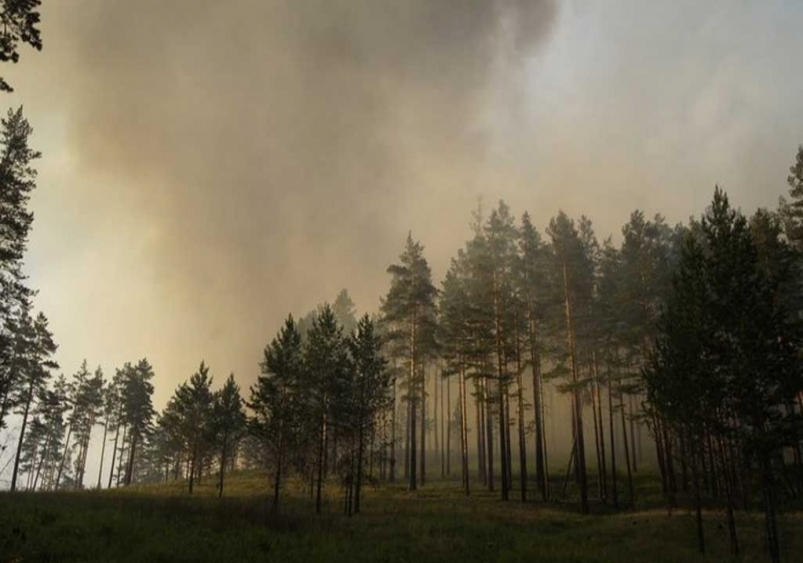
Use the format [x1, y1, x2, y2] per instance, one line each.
[0, 471, 801, 563]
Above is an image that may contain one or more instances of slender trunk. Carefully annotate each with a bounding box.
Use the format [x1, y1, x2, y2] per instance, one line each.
[316, 411, 327, 513]
[218, 434, 227, 498]
[55, 423, 73, 490]
[620, 390, 634, 507]
[390, 376, 397, 483]
[498, 378, 509, 500]
[409, 311, 418, 490]
[654, 413, 668, 495]
[761, 455, 780, 563]
[273, 427, 283, 511]
[420, 364, 426, 487]
[486, 378, 495, 492]
[691, 437, 705, 555]
[493, 286, 508, 500]
[125, 427, 139, 486]
[409, 393, 417, 491]
[446, 373, 451, 477]
[476, 379, 486, 484]
[593, 354, 607, 503]
[434, 366, 440, 477]
[663, 420, 677, 507]
[11, 381, 34, 491]
[189, 432, 199, 494]
[355, 417, 365, 514]
[629, 394, 637, 472]
[116, 424, 128, 487]
[97, 419, 109, 489]
[608, 362, 618, 508]
[404, 396, 410, 480]
[679, 431, 689, 493]
[505, 390, 513, 489]
[459, 363, 470, 495]
[108, 418, 121, 488]
[563, 262, 588, 514]
[33, 427, 53, 491]
[516, 335, 527, 502]
[715, 428, 739, 556]
[590, 366, 603, 502]
[529, 302, 546, 500]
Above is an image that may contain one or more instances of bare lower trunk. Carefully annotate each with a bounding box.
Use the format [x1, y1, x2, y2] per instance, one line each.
[97, 420, 109, 489]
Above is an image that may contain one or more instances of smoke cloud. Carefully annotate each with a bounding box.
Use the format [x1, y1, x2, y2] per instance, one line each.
[10, 1, 558, 401]
[2, 0, 801, 406]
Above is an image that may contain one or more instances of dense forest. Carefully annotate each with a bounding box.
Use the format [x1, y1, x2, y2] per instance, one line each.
[1, 2, 803, 563]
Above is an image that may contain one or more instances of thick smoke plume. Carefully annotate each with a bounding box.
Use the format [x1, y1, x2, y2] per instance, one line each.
[20, 1, 558, 399]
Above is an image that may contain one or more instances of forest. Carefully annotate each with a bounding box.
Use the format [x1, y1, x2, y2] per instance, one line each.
[2, 2, 803, 563]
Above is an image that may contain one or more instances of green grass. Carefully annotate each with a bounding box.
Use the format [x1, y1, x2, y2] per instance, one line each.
[0, 471, 801, 563]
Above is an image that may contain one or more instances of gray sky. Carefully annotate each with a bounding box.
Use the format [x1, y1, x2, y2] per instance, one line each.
[3, 0, 802, 407]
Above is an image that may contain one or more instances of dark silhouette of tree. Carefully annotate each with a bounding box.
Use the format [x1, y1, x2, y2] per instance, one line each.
[0, 0, 43, 93]
[122, 359, 156, 486]
[0, 107, 41, 431]
[249, 315, 304, 511]
[381, 234, 438, 491]
[212, 373, 246, 498]
[9, 308, 56, 490]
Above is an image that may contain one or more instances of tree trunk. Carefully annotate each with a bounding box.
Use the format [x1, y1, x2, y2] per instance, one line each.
[608, 362, 618, 508]
[529, 302, 546, 500]
[218, 434, 228, 498]
[95, 419, 108, 489]
[761, 455, 780, 563]
[516, 338, 527, 502]
[55, 423, 73, 490]
[459, 363, 470, 495]
[11, 382, 34, 491]
[629, 394, 638, 473]
[316, 412, 327, 513]
[476, 379, 486, 485]
[446, 373, 451, 477]
[620, 391, 634, 507]
[593, 354, 607, 503]
[486, 378, 495, 492]
[563, 262, 588, 514]
[116, 424, 128, 487]
[108, 418, 121, 488]
[125, 428, 139, 486]
[691, 440, 705, 555]
[420, 363, 426, 487]
[389, 376, 397, 483]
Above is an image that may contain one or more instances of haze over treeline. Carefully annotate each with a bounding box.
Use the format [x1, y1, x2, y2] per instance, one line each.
[0, 1, 798, 407]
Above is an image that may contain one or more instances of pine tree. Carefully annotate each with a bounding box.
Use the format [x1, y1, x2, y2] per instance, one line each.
[518, 211, 550, 500]
[212, 373, 246, 498]
[547, 211, 591, 514]
[381, 234, 438, 491]
[9, 309, 56, 490]
[174, 361, 214, 494]
[304, 304, 350, 513]
[345, 315, 390, 514]
[0, 107, 41, 431]
[122, 359, 156, 485]
[249, 315, 304, 511]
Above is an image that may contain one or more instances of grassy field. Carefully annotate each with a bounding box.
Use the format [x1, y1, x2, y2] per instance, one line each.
[1, 471, 801, 563]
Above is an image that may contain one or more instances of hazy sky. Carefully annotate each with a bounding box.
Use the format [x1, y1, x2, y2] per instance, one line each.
[3, 0, 802, 407]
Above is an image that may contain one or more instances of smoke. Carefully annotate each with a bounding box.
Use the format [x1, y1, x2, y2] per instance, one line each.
[8, 1, 801, 408]
[16, 1, 558, 399]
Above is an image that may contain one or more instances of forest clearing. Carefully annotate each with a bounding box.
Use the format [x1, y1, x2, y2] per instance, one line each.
[2, 470, 801, 563]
